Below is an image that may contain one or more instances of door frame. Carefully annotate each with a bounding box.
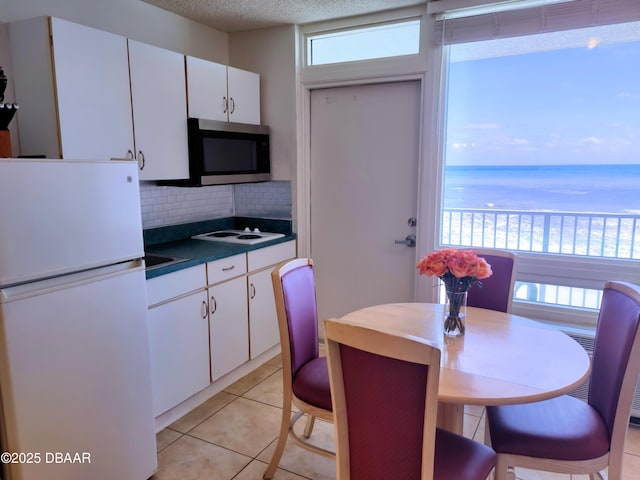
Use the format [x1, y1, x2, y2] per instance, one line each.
[295, 73, 441, 303]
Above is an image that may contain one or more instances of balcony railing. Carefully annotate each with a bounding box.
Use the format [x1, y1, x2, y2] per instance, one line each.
[441, 208, 639, 310]
[442, 208, 640, 259]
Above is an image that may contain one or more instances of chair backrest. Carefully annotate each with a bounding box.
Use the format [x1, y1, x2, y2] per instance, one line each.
[272, 258, 320, 378]
[588, 281, 640, 445]
[466, 249, 517, 313]
[324, 318, 441, 480]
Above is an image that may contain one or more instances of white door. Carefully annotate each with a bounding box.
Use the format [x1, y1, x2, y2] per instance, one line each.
[310, 81, 421, 324]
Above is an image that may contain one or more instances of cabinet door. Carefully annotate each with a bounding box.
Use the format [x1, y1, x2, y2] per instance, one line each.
[227, 66, 261, 125]
[50, 17, 134, 160]
[128, 40, 189, 180]
[209, 277, 249, 380]
[248, 268, 280, 359]
[147, 290, 210, 417]
[186, 56, 228, 122]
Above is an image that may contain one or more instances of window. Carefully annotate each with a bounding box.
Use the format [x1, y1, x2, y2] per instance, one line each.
[431, 0, 640, 324]
[306, 19, 420, 66]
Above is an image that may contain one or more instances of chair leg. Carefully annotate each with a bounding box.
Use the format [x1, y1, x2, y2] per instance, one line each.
[263, 401, 293, 480]
[303, 414, 316, 438]
[494, 455, 515, 480]
[483, 414, 492, 447]
[589, 472, 607, 480]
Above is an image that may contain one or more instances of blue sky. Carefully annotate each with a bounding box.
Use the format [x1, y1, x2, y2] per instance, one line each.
[444, 36, 640, 166]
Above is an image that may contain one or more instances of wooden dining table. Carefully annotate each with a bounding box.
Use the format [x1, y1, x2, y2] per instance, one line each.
[336, 302, 592, 434]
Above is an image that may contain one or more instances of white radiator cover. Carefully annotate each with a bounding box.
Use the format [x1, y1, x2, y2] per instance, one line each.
[562, 327, 640, 420]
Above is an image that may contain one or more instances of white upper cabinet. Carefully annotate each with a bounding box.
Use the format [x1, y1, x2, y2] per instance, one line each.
[128, 40, 189, 180]
[227, 66, 260, 125]
[9, 17, 134, 160]
[9, 17, 189, 180]
[186, 56, 261, 125]
[51, 18, 134, 160]
[186, 56, 228, 122]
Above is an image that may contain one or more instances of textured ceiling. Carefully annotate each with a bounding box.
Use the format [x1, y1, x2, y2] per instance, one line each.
[141, 0, 427, 32]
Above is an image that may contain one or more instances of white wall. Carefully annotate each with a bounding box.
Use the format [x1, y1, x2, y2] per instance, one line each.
[229, 26, 297, 181]
[0, 0, 229, 63]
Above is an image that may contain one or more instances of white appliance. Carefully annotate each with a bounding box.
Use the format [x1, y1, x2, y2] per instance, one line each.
[0, 159, 157, 480]
[191, 228, 284, 245]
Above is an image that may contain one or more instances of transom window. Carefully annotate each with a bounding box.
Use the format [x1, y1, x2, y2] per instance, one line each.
[306, 19, 420, 66]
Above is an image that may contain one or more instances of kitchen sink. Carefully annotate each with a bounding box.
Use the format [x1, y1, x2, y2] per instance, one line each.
[144, 254, 187, 270]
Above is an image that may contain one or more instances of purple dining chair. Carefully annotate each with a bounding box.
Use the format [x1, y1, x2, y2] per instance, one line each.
[263, 258, 334, 480]
[324, 318, 497, 480]
[486, 281, 640, 479]
[467, 249, 517, 313]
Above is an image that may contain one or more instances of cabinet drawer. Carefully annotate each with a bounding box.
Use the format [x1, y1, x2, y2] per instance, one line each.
[146, 264, 206, 306]
[247, 241, 296, 272]
[207, 253, 247, 285]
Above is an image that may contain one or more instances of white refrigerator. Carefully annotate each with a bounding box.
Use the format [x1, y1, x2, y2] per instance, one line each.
[0, 158, 157, 480]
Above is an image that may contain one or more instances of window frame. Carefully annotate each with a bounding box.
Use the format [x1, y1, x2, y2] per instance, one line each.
[424, 3, 640, 328]
[299, 6, 428, 85]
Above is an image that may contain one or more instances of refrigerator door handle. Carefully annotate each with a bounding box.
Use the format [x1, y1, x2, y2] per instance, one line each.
[1, 260, 144, 302]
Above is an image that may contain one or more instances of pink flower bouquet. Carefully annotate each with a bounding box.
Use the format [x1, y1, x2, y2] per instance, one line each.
[416, 248, 492, 335]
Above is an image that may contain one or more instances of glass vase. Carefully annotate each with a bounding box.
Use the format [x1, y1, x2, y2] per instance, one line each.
[444, 290, 467, 337]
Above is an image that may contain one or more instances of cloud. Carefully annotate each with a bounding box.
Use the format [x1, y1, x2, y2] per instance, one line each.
[579, 136, 604, 145]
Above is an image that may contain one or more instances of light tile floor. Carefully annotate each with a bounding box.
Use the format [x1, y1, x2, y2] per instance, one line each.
[151, 353, 640, 480]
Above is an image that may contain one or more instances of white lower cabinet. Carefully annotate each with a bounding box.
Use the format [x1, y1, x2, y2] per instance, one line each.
[248, 241, 297, 358]
[147, 290, 210, 417]
[146, 240, 296, 416]
[146, 265, 209, 417]
[209, 276, 249, 380]
[248, 268, 280, 358]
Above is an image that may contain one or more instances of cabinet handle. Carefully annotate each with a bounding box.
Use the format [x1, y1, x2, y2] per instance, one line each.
[210, 295, 217, 315]
[137, 150, 145, 170]
[229, 97, 235, 114]
[222, 265, 235, 272]
[223, 96, 228, 114]
[201, 300, 207, 319]
[250, 283, 256, 299]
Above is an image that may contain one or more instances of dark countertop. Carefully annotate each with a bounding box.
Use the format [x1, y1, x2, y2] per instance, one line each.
[144, 216, 295, 279]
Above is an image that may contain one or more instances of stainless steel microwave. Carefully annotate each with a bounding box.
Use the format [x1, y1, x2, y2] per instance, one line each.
[163, 118, 271, 186]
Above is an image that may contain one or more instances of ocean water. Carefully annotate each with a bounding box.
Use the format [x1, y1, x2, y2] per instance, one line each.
[443, 164, 640, 215]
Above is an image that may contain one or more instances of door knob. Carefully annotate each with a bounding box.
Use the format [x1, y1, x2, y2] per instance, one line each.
[395, 234, 416, 248]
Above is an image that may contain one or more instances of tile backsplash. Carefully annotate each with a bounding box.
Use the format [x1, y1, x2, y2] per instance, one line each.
[140, 181, 291, 228]
[234, 181, 292, 218]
